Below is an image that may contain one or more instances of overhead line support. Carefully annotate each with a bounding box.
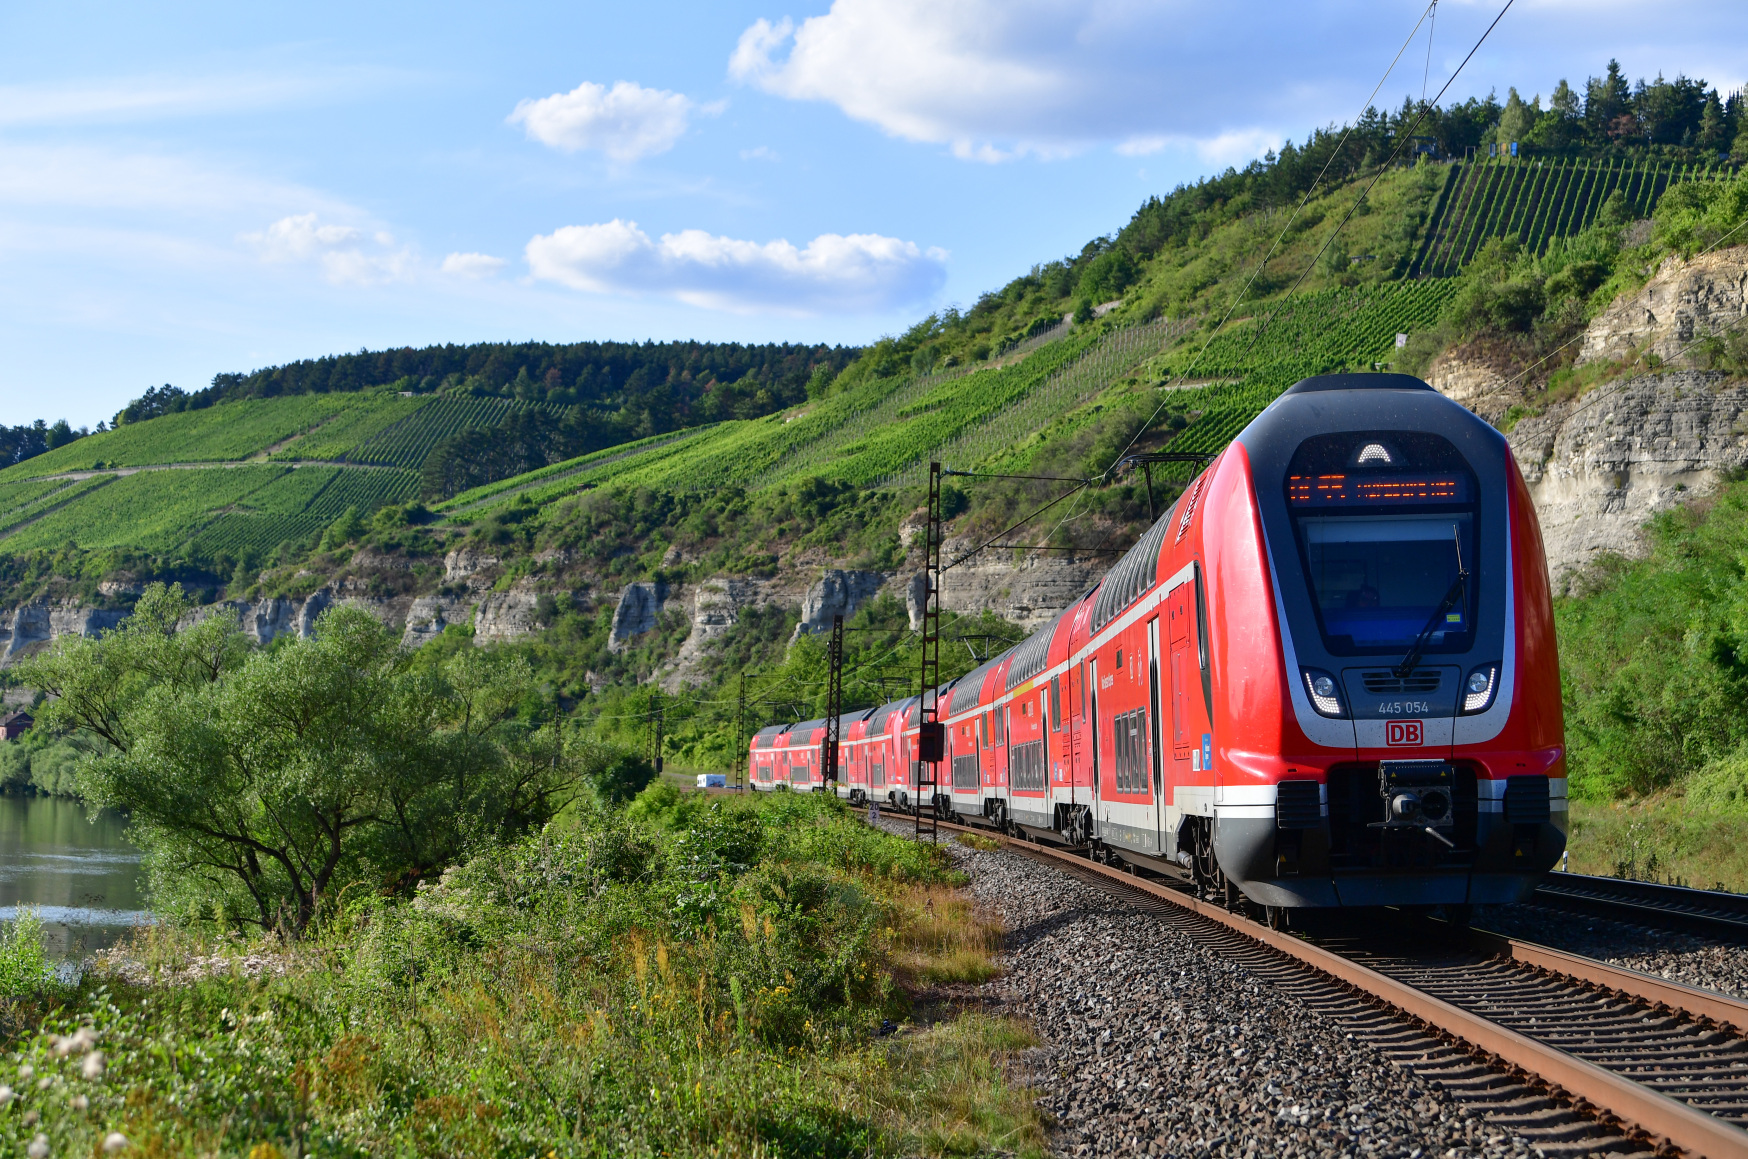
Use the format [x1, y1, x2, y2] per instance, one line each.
[915, 462, 944, 844]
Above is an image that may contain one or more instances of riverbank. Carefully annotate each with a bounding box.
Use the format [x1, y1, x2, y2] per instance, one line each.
[0, 792, 1050, 1158]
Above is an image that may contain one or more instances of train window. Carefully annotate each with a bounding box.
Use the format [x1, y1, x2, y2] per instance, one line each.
[1115, 648, 1123, 670]
[1049, 676, 1061, 731]
[992, 707, 1004, 746]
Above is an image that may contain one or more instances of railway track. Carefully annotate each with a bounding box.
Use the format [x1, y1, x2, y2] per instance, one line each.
[1533, 873, 1748, 942]
[877, 809, 1748, 1157]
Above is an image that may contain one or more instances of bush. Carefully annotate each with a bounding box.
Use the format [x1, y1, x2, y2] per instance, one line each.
[0, 910, 49, 999]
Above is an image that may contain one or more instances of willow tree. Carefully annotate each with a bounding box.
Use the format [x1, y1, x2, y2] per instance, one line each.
[22, 583, 582, 935]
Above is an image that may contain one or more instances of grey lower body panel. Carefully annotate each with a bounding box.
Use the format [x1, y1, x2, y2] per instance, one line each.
[1215, 814, 1565, 909]
[1010, 805, 1051, 830]
[1098, 820, 1162, 855]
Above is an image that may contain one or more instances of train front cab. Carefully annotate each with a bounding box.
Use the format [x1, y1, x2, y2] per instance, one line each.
[1212, 373, 1566, 910]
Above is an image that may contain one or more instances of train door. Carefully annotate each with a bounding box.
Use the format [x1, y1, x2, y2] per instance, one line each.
[1149, 616, 1165, 852]
[1067, 664, 1085, 806]
[1169, 585, 1193, 763]
[1087, 658, 1101, 817]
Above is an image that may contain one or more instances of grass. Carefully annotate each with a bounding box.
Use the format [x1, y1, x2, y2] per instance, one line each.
[0, 792, 1047, 1158]
[1564, 798, 1748, 892]
[888, 882, 1004, 986]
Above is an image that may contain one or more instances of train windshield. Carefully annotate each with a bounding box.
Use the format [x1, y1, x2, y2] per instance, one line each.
[1285, 431, 1477, 655]
[1298, 514, 1473, 649]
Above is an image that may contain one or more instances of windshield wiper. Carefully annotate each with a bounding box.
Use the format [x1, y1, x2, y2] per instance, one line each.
[1393, 569, 1468, 678]
[1394, 522, 1469, 679]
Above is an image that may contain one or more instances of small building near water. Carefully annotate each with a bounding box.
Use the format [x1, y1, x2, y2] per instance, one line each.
[1, 710, 33, 740]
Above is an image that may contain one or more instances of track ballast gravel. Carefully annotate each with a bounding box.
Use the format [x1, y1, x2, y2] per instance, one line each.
[920, 828, 1542, 1158]
[1478, 902, 1748, 1000]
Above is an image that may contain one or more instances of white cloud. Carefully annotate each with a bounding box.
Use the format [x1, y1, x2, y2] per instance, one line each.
[243, 213, 412, 286]
[508, 80, 696, 161]
[524, 219, 946, 314]
[441, 252, 506, 278]
[729, 0, 1748, 163]
[740, 145, 780, 161]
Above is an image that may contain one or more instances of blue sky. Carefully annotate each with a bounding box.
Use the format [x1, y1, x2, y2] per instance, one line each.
[2, 0, 1742, 427]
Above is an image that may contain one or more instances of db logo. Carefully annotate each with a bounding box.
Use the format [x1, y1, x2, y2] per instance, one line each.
[1386, 720, 1425, 746]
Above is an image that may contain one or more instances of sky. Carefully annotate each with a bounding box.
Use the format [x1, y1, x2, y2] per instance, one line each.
[1, 0, 1742, 428]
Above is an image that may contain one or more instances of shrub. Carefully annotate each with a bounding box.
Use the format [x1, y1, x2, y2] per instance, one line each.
[0, 910, 49, 999]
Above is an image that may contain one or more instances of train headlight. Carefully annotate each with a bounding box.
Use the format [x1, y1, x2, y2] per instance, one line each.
[1302, 669, 1344, 717]
[1461, 665, 1498, 713]
[1461, 664, 1499, 714]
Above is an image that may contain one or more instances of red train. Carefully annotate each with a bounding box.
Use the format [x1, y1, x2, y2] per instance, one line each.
[748, 374, 1567, 915]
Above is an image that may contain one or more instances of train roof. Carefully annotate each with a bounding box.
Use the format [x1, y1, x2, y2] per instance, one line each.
[951, 647, 1015, 714]
[791, 718, 827, 736]
[1091, 509, 1175, 633]
[752, 724, 785, 747]
[866, 697, 915, 732]
[1005, 607, 1068, 691]
[1281, 372, 1434, 395]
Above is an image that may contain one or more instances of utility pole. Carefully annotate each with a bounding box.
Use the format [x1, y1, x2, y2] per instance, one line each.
[649, 690, 664, 775]
[915, 462, 945, 844]
[736, 672, 747, 792]
[823, 614, 845, 792]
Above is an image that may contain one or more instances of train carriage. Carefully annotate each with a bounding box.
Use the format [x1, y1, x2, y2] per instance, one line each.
[748, 374, 1566, 913]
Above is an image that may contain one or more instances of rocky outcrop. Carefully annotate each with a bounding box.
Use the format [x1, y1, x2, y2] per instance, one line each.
[443, 548, 500, 587]
[791, 570, 886, 641]
[1424, 343, 1520, 423]
[608, 582, 669, 652]
[930, 546, 1104, 629]
[1580, 245, 1748, 367]
[1506, 372, 1748, 586]
[660, 577, 780, 690]
[0, 603, 129, 664]
[474, 588, 544, 645]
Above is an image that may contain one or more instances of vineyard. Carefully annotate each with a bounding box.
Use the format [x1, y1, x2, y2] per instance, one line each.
[433, 429, 710, 514]
[883, 316, 1197, 486]
[1155, 280, 1462, 385]
[344, 397, 564, 468]
[1, 468, 286, 554]
[1410, 156, 1734, 277]
[0, 462, 420, 558]
[0, 394, 357, 479]
[273, 393, 431, 461]
[189, 467, 420, 557]
[0, 476, 115, 539]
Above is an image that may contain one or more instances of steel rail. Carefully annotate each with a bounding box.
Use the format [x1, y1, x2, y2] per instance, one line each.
[1533, 873, 1748, 942]
[873, 807, 1748, 1158]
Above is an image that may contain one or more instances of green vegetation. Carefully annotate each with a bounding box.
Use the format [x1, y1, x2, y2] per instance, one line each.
[0, 394, 356, 478]
[1558, 478, 1748, 803]
[1412, 155, 1733, 276]
[1565, 799, 1748, 891]
[19, 583, 579, 933]
[345, 396, 559, 469]
[269, 392, 430, 461]
[0, 782, 1043, 1157]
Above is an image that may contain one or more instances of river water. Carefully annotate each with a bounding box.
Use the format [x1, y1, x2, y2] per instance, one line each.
[0, 794, 150, 957]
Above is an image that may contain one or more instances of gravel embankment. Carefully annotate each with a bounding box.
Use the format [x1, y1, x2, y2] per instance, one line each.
[1478, 902, 1748, 1000]
[897, 826, 1537, 1158]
